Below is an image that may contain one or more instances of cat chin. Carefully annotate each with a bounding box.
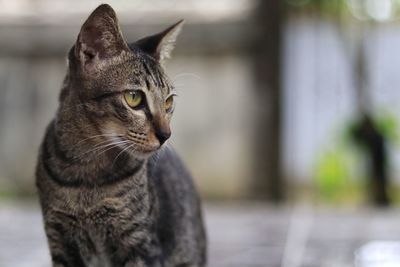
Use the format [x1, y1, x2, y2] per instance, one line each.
[127, 144, 161, 159]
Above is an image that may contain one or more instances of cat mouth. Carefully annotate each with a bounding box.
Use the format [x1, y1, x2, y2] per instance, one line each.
[139, 146, 159, 153]
[124, 130, 168, 155]
[121, 134, 162, 155]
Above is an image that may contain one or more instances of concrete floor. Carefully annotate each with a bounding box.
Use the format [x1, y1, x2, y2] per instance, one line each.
[0, 201, 400, 267]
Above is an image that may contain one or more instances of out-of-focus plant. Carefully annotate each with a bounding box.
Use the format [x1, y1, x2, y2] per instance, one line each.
[286, 0, 347, 14]
[348, 0, 400, 22]
[286, 0, 400, 22]
[375, 112, 400, 144]
[314, 112, 399, 204]
[346, 112, 400, 146]
[315, 147, 353, 202]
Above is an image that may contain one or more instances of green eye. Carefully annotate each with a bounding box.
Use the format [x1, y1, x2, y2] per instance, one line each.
[165, 95, 175, 113]
[124, 90, 143, 108]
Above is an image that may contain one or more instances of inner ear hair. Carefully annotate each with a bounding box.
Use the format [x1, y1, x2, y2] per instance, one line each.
[74, 4, 129, 72]
[83, 47, 96, 61]
[134, 20, 184, 63]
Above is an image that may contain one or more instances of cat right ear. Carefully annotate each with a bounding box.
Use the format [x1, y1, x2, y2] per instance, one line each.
[134, 20, 184, 64]
[74, 4, 129, 72]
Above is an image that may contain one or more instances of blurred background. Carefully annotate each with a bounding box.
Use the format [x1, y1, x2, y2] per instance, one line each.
[2, 0, 400, 266]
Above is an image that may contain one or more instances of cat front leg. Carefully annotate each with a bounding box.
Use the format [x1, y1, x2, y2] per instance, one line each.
[44, 219, 86, 267]
[110, 245, 163, 267]
[123, 258, 161, 267]
[107, 232, 163, 267]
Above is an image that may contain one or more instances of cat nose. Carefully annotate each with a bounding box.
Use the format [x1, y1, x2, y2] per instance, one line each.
[152, 115, 171, 145]
[155, 128, 171, 145]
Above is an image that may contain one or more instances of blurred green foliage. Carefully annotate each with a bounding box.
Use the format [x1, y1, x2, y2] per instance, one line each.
[286, 0, 347, 14]
[314, 112, 399, 204]
[345, 112, 400, 146]
[315, 148, 352, 200]
[375, 112, 400, 144]
[286, 0, 400, 21]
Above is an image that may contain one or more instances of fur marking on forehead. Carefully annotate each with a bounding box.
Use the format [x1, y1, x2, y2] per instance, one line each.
[140, 57, 167, 92]
[96, 50, 135, 72]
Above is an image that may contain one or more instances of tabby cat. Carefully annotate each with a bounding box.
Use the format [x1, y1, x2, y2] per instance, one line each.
[35, 4, 206, 267]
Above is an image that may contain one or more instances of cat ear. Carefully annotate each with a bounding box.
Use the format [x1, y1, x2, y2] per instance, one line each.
[134, 20, 184, 63]
[74, 4, 129, 71]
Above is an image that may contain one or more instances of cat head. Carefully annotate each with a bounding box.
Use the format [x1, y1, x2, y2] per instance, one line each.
[63, 4, 183, 158]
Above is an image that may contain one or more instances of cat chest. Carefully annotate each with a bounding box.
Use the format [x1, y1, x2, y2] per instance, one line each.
[68, 209, 123, 267]
[79, 227, 113, 267]
[53, 186, 153, 264]
[74, 207, 152, 267]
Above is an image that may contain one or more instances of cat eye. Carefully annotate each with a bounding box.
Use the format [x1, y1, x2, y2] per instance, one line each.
[124, 90, 144, 108]
[165, 95, 175, 113]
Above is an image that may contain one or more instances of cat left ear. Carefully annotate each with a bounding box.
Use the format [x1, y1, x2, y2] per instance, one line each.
[75, 4, 130, 72]
[134, 20, 184, 63]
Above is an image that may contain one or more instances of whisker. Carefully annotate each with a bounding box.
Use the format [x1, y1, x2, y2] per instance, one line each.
[94, 141, 132, 159]
[59, 141, 131, 177]
[73, 140, 130, 161]
[111, 143, 135, 167]
[172, 84, 185, 90]
[172, 72, 202, 83]
[71, 134, 122, 148]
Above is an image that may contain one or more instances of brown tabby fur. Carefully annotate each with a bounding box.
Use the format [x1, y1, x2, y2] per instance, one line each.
[35, 4, 206, 267]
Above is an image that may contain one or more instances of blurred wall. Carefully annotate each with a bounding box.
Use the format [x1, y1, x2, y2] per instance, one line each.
[0, 0, 257, 199]
[2, 1, 400, 200]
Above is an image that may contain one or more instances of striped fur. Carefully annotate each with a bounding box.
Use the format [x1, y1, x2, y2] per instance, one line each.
[36, 4, 206, 267]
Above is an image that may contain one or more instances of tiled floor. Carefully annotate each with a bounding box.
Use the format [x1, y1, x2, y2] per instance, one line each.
[1, 201, 400, 267]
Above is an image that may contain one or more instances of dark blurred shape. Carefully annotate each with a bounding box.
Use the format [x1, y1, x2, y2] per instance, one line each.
[352, 114, 390, 206]
[251, 0, 285, 202]
[348, 5, 391, 207]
